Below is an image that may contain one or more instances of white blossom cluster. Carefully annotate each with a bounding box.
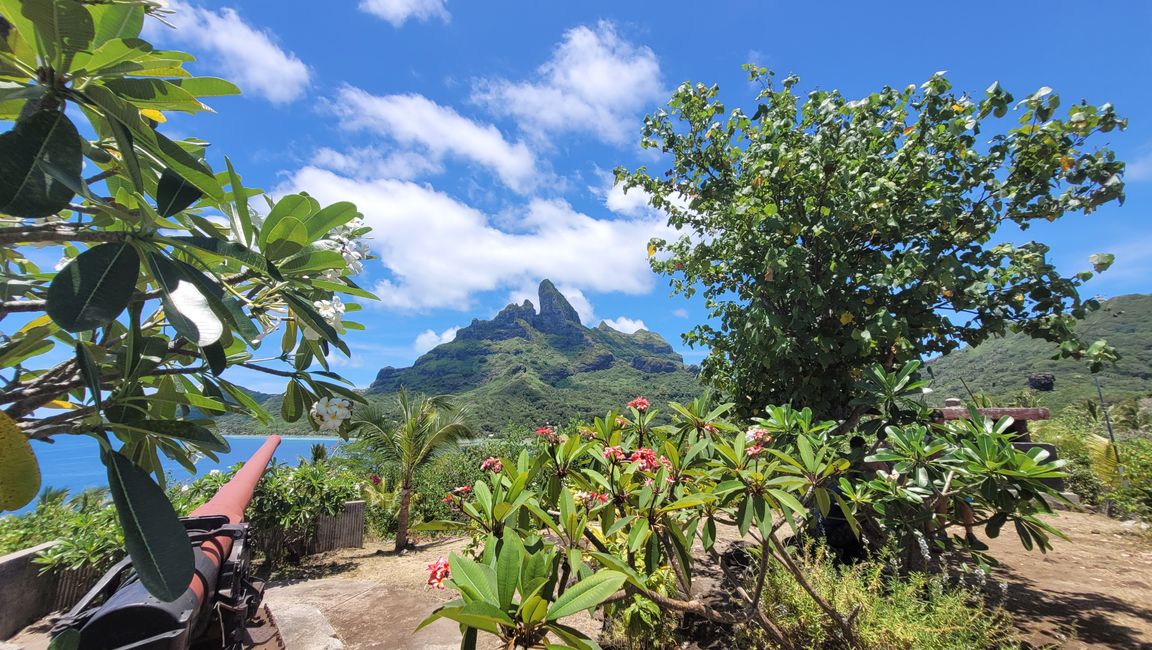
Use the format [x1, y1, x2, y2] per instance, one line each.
[304, 296, 345, 340]
[319, 218, 370, 280]
[311, 396, 352, 431]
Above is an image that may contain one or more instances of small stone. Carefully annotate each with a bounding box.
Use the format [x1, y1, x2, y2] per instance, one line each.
[1090, 529, 1101, 534]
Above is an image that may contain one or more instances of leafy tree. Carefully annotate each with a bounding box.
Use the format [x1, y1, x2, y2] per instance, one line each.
[0, 0, 372, 600]
[349, 390, 472, 552]
[618, 67, 1127, 421]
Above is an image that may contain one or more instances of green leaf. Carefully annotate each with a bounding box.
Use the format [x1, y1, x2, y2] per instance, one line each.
[24, 0, 95, 71]
[448, 553, 499, 604]
[146, 253, 224, 347]
[89, 4, 144, 46]
[202, 341, 227, 375]
[1089, 253, 1115, 273]
[102, 449, 194, 601]
[75, 340, 102, 410]
[102, 78, 208, 113]
[304, 201, 359, 240]
[259, 194, 315, 247]
[168, 77, 241, 98]
[496, 530, 523, 609]
[0, 109, 83, 218]
[281, 380, 305, 422]
[445, 602, 513, 634]
[224, 157, 254, 245]
[47, 242, 140, 332]
[156, 167, 203, 217]
[0, 411, 40, 511]
[547, 570, 626, 620]
[264, 216, 309, 260]
[169, 236, 281, 280]
[110, 420, 230, 453]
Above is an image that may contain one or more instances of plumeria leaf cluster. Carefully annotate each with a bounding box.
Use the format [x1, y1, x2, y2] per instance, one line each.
[617, 67, 1127, 420]
[416, 373, 1068, 648]
[0, 0, 374, 600]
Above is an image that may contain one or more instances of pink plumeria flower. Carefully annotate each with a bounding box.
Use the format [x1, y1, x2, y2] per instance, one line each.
[629, 448, 661, 472]
[480, 457, 503, 473]
[426, 557, 450, 589]
[747, 444, 765, 457]
[603, 446, 626, 463]
[627, 396, 650, 412]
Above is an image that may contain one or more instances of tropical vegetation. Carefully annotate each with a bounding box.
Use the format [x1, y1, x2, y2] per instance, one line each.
[618, 67, 1126, 421]
[348, 390, 472, 551]
[0, 0, 372, 601]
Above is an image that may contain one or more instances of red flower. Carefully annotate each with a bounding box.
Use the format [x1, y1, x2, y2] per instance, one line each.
[627, 396, 650, 412]
[480, 457, 503, 473]
[369, 474, 382, 485]
[535, 426, 560, 444]
[603, 446, 625, 462]
[629, 448, 662, 472]
[452, 485, 472, 495]
[426, 557, 450, 589]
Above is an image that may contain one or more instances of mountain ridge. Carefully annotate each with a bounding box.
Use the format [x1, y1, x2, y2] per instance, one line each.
[926, 293, 1152, 411]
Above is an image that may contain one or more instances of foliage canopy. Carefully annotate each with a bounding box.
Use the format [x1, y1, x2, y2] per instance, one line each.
[619, 67, 1127, 419]
[0, 0, 371, 600]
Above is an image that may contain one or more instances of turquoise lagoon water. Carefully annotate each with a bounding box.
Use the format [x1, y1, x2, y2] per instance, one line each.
[10, 434, 344, 515]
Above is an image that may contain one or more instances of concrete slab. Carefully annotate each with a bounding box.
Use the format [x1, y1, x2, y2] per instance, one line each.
[266, 603, 342, 650]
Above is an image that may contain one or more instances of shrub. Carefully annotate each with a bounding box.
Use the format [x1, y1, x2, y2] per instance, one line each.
[738, 545, 1018, 650]
[416, 369, 1063, 650]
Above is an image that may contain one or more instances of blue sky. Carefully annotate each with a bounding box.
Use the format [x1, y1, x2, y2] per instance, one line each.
[135, 0, 1151, 391]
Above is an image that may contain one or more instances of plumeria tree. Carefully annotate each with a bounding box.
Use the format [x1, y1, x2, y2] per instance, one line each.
[416, 375, 1067, 649]
[618, 67, 1127, 421]
[0, 0, 372, 601]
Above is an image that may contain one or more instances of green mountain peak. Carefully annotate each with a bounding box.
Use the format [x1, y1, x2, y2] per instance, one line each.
[367, 279, 700, 432]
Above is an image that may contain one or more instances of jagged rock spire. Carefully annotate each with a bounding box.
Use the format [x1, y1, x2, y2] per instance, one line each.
[535, 279, 581, 332]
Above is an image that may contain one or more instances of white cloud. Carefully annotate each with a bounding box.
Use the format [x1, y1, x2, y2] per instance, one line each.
[152, 1, 310, 104]
[280, 167, 674, 311]
[592, 169, 689, 219]
[601, 317, 647, 334]
[472, 21, 665, 145]
[312, 147, 442, 181]
[358, 0, 449, 27]
[672, 308, 689, 319]
[331, 87, 538, 191]
[413, 326, 460, 353]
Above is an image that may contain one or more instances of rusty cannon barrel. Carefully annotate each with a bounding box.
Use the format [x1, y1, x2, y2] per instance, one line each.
[52, 435, 282, 649]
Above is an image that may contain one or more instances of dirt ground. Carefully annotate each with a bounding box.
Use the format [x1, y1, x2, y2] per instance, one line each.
[6, 510, 1149, 649]
[269, 509, 1152, 650]
[984, 509, 1152, 649]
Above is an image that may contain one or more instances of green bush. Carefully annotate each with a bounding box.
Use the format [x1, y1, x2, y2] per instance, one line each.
[0, 489, 122, 573]
[1111, 437, 1152, 518]
[738, 546, 1019, 650]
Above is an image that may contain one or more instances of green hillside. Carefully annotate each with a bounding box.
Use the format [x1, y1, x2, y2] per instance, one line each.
[926, 294, 1152, 411]
[217, 280, 701, 436]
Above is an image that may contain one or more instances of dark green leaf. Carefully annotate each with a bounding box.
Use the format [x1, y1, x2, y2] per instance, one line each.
[156, 168, 203, 217]
[47, 242, 140, 332]
[0, 109, 83, 218]
[102, 449, 194, 601]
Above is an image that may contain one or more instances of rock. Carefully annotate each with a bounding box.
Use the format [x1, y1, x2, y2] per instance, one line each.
[631, 356, 680, 374]
[534, 279, 582, 332]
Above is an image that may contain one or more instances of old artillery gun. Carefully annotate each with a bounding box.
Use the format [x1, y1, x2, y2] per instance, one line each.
[50, 436, 284, 649]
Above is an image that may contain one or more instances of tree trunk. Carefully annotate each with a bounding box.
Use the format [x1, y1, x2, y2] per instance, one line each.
[395, 485, 413, 552]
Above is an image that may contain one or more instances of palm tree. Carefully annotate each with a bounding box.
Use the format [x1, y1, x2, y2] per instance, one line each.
[349, 390, 471, 552]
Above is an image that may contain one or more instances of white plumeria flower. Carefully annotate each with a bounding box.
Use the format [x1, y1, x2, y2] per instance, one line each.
[303, 297, 346, 340]
[311, 396, 352, 431]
